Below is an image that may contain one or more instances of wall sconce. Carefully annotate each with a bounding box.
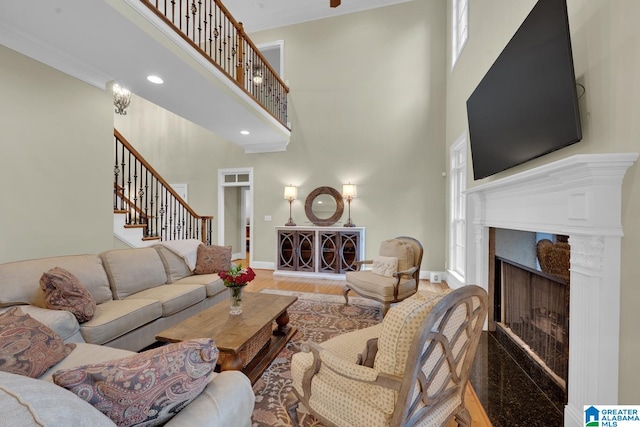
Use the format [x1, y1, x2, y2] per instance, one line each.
[252, 66, 264, 85]
[284, 185, 297, 226]
[113, 84, 132, 115]
[342, 183, 357, 227]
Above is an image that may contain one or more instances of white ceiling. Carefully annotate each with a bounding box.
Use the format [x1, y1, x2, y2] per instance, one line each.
[223, 0, 413, 33]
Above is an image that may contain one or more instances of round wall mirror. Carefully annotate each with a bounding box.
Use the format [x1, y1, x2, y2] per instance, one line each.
[305, 186, 344, 226]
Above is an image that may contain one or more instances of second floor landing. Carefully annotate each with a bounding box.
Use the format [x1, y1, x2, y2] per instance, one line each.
[0, 0, 291, 153]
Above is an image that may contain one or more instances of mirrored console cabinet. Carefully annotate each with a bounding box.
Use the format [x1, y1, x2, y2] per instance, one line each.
[275, 226, 365, 278]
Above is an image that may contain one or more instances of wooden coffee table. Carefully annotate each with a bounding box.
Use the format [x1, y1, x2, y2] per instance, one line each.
[156, 292, 297, 384]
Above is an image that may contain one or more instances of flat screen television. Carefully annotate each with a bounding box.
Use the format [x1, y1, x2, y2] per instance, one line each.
[466, 0, 582, 180]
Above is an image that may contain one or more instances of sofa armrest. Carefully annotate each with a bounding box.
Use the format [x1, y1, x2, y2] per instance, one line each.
[164, 371, 255, 427]
[0, 304, 82, 343]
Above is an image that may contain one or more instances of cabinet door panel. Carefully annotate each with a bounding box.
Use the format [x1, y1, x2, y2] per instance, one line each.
[278, 230, 296, 270]
[340, 232, 359, 273]
[296, 231, 315, 272]
[319, 232, 338, 273]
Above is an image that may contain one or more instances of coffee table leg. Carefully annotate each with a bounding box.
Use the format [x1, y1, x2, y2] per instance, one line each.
[274, 310, 290, 336]
[220, 352, 244, 371]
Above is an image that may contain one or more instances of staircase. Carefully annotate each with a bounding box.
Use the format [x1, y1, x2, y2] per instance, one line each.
[113, 129, 212, 247]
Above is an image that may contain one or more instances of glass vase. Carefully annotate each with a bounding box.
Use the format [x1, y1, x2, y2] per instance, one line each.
[229, 286, 244, 315]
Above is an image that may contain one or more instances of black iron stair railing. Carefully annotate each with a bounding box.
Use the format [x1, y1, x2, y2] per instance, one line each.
[113, 129, 213, 244]
[140, 0, 290, 129]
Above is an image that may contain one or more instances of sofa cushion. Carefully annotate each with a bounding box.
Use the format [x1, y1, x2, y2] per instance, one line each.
[194, 245, 232, 274]
[79, 299, 162, 345]
[154, 245, 194, 283]
[40, 342, 134, 381]
[0, 254, 113, 307]
[0, 307, 75, 378]
[126, 284, 206, 317]
[0, 305, 80, 342]
[53, 338, 219, 427]
[40, 267, 96, 322]
[0, 371, 116, 427]
[172, 274, 226, 297]
[164, 371, 255, 427]
[100, 248, 168, 299]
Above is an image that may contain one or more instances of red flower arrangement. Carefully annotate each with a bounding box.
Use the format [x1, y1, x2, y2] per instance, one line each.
[218, 264, 256, 288]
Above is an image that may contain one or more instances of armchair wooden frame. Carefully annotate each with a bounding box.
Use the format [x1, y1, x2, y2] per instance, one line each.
[288, 285, 488, 427]
[343, 236, 424, 315]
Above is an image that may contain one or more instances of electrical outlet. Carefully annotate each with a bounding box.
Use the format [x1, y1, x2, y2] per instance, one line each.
[264, 215, 272, 221]
[430, 272, 442, 283]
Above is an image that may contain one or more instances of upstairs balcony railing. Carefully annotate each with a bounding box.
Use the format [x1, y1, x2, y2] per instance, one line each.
[114, 129, 213, 244]
[141, 0, 289, 128]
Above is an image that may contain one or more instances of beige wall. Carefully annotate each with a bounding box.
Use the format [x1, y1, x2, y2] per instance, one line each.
[445, 0, 640, 403]
[0, 45, 114, 263]
[116, 0, 448, 272]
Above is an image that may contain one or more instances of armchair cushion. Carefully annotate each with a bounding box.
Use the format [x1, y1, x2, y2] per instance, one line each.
[379, 239, 414, 273]
[371, 256, 398, 277]
[344, 271, 416, 302]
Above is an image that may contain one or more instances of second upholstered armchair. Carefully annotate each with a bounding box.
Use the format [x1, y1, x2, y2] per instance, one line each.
[343, 236, 423, 315]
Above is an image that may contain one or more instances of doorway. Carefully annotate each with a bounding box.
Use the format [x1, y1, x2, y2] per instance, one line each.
[218, 168, 253, 265]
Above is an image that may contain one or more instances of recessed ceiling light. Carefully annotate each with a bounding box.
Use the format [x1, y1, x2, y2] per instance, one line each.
[147, 75, 164, 84]
[240, 130, 250, 135]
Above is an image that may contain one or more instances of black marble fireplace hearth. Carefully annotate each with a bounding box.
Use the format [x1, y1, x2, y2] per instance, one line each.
[470, 331, 564, 427]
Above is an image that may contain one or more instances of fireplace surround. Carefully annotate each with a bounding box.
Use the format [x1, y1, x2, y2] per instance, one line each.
[464, 153, 638, 427]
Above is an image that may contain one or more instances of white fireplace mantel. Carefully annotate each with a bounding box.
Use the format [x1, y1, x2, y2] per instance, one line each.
[465, 153, 638, 427]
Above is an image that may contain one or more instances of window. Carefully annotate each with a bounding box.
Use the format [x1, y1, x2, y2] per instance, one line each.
[451, 0, 468, 68]
[449, 134, 467, 282]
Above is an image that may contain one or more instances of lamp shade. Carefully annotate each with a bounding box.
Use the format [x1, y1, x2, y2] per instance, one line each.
[342, 183, 357, 199]
[284, 186, 297, 200]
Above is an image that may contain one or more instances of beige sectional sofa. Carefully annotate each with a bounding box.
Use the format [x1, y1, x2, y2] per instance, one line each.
[0, 242, 227, 351]
[0, 241, 255, 426]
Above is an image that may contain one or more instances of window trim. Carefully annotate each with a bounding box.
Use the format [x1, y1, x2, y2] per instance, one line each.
[448, 133, 467, 283]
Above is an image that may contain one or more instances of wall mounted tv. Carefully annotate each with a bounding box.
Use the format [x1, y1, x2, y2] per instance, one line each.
[466, 0, 582, 180]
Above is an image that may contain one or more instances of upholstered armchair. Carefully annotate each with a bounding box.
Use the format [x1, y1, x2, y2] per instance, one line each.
[344, 236, 423, 315]
[288, 285, 488, 427]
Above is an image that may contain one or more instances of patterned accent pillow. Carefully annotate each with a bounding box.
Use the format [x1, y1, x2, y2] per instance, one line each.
[40, 267, 97, 322]
[194, 244, 232, 274]
[371, 255, 398, 277]
[0, 307, 76, 378]
[53, 338, 219, 427]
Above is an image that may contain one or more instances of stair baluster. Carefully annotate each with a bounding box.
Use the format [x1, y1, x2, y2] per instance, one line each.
[114, 129, 212, 244]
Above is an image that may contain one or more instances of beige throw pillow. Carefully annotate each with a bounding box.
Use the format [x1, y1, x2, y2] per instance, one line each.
[194, 244, 232, 274]
[371, 256, 398, 277]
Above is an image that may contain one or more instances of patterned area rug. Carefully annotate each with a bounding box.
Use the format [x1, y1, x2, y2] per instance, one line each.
[251, 290, 383, 427]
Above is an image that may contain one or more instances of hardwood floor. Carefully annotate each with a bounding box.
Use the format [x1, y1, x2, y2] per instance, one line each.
[239, 256, 492, 426]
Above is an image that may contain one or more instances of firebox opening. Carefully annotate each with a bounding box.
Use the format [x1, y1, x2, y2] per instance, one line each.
[490, 228, 570, 408]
